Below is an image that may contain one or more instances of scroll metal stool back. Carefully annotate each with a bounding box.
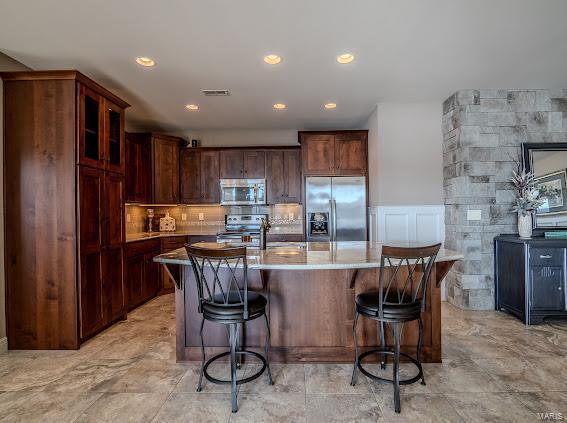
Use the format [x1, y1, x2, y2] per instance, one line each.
[186, 243, 273, 413]
[351, 243, 441, 414]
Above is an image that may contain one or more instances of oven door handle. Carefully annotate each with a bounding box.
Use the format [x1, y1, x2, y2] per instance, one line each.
[254, 184, 258, 203]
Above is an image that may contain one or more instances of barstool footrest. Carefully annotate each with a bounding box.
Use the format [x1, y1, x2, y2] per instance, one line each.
[357, 348, 423, 385]
[203, 350, 267, 386]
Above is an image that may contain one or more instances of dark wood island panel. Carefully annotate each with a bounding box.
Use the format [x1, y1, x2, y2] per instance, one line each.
[174, 263, 451, 363]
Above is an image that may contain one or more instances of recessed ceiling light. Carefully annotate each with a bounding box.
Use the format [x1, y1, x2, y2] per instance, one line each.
[264, 54, 282, 65]
[324, 103, 337, 109]
[185, 104, 199, 110]
[336, 53, 354, 64]
[135, 56, 156, 67]
[273, 103, 286, 110]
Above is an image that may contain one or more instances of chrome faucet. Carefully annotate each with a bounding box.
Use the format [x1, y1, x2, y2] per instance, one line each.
[259, 218, 271, 250]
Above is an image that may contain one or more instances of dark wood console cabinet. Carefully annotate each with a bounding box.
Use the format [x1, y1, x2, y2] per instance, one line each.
[1, 70, 130, 349]
[495, 235, 567, 324]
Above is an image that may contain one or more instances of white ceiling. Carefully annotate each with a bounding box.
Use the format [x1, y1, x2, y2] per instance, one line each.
[1, 0, 567, 132]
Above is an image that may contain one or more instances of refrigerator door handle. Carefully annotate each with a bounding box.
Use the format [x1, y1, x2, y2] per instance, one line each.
[332, 199, 337, 241]
[329, 199, 334, 241]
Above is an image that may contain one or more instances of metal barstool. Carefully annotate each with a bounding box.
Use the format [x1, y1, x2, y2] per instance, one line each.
[185, 243, 273, 413]
[350, 243, 441, 413]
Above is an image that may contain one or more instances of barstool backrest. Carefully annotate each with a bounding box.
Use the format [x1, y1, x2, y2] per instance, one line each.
[378, 243, 442, 316]
[185, 243, 250, 319]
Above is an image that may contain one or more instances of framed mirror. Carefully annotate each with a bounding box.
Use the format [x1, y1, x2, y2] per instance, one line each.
[523, 143, 567, 229]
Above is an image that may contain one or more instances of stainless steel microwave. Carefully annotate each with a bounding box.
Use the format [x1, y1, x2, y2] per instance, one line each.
[219, 179, 266, 205]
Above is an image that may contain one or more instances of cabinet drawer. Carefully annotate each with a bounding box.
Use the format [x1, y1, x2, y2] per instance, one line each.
[126, 238, 161, 257]
[529, 248, 565, 267]
[161, 236, 188, 251]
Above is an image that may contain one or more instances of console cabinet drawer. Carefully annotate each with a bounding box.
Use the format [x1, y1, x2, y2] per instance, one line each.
[529, 248, 565, 267]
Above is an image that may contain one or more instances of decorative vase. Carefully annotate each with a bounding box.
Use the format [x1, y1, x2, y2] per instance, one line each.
[518, 213, 532, 238]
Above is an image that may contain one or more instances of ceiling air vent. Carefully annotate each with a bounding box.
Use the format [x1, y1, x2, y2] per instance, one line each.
[202, 89, 230, 96]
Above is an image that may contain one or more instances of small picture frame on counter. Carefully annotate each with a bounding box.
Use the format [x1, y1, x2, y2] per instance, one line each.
[191, 139, 200, 148]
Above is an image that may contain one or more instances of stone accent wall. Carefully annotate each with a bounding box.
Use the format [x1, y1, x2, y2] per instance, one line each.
[442, 89, 567, 309]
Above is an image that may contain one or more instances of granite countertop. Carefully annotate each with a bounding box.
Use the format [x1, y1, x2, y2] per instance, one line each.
[154, 241, 464, 270]
[126, 227, 304, 243]
[126, 230, 219, 243]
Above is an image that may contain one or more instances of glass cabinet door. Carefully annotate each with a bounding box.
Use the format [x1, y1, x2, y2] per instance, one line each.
[78, 85, 104, 168]
[104, 99, 125, 173]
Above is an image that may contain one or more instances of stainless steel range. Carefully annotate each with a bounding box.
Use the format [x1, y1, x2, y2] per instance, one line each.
[216, 213, 268, 245]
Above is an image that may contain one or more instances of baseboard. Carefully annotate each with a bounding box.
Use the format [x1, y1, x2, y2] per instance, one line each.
[0, 337, 8, 354]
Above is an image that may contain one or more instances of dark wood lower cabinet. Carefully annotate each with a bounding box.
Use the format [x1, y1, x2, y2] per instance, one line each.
[125, 239, 161, 311]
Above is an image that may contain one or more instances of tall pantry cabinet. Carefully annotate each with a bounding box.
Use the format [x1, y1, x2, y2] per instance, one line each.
[1, 71, 130, 349]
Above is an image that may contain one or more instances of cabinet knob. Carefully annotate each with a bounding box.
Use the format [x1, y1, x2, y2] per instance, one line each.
[559, 286, 563, 291]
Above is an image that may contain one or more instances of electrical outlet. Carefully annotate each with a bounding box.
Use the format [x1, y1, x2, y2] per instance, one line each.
[467, 209, 482, 221]
[126, 213, 131, 223]
[288, 212, 294, 220]
[181, 213, 187, 221]
[198, 212, 204, 221]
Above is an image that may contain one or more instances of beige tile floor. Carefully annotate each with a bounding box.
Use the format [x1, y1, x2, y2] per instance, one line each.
[0, 294, 566, 422]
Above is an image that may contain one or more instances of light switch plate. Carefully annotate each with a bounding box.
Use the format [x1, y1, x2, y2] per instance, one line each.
[289, 213, 294, 220]
[126, 213, 131, 223]
[467, 209, 482, 221]
[198, 213, 204, 221]
[181, 213, 187, 221]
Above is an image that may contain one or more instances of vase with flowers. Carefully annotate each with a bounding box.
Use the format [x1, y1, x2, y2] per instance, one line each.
[511, 162, 543, 238]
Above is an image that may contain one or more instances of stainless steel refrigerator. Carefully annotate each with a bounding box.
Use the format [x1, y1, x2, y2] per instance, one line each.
[305, 176, 367, 242]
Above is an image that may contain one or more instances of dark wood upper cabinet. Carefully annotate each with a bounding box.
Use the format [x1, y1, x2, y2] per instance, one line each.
[334, 133, 368, 175]
[300, 131, 368, 176]
[220, 150, 244, 178]
[201, 150, 221, 203]
[78, 85, 105, 169]
[104, 100, 126, 174]
[125, 133, 151, 203]
[180, 149, 220, 204]
[180, 149, 202, 203]
[1, 70, 129, 349]
[301, 134, 334, 175]
[152, 135, 180, 204]
[284, 149, 301, 203]
[266, 148, 301, 204]
[126, 133, 183, 204]
[220, 149, 265, 179]
[243, 150, 265, 178]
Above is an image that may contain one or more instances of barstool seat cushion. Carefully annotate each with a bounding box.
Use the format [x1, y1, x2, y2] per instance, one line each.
[355, 291, 421, 320]
[203, 291, 267, 319]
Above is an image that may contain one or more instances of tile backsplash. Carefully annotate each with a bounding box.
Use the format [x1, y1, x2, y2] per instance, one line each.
[125, 203, 303, 235]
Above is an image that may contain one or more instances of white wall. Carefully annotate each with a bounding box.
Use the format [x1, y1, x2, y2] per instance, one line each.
[183, 129, 299, 147]
[0, 52, 30, 351]
[365, 103, 443, 207]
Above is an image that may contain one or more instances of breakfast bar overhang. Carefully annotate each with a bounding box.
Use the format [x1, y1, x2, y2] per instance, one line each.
[155, 241, 463, 363]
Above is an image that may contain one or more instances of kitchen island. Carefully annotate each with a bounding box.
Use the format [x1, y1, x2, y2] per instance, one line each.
[154, 241, 463, 363]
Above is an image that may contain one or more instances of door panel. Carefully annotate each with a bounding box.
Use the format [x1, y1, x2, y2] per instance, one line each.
[103, 247, 124, 321]
[153, 137, 180, 203]
[334, 134, 367, 175]
[80, 250, 104, 339]
[305, 177, 332, 242]
[201, 151, 220, 203]
[104, 100, 125, 174]
[79, 167, 104, 251]
[105, 173, 124, 248]
[243, 150, 265, 178]
[180, 149, 202, 203]
[125, 134, 151, 203]
[220, 150, 244, 178]
[78, 85, 105, 169]
[302, 135, 334, 175]
[143, 251, 161, 299]
[126, 255, 144, 310]
[266, 150, 285, 204]
[284, 149, 301, 203]
[531, 266, 565, 310]
[332, 176, 367, 241]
